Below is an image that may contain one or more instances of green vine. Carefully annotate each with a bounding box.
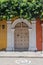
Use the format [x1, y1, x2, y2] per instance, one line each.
[0, 0, 43, 21]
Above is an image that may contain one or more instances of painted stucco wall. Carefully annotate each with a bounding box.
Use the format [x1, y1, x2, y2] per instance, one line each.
[0, 20, 7, 50]
[36, 19, 42, 51]
[0, 17, 18, 50]
[0, 18, 42, 51]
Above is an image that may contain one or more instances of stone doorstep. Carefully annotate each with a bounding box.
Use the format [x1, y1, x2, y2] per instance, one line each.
[0, 51, 43, 58]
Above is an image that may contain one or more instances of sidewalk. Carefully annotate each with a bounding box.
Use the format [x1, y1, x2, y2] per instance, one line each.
[0, 52, 43, 65]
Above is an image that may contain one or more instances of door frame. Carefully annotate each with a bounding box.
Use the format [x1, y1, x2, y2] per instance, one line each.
[6, 18, 37, 51]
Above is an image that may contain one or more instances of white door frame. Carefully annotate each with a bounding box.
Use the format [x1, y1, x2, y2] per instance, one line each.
[6, 18, 37, 51]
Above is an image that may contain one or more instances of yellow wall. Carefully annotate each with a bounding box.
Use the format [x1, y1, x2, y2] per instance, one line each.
[0, 17, 18, 50]
[11, 16, 19, 23]
[0, 20, 7, 50]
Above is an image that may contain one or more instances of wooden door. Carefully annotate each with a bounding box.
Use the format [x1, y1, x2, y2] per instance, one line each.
[14, 22, 29, 51]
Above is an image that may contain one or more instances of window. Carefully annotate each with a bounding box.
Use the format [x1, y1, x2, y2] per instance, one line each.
[2, 25, 5, 29]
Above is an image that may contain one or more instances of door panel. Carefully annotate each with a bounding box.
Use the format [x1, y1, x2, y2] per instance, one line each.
[14, 22, 29, 51]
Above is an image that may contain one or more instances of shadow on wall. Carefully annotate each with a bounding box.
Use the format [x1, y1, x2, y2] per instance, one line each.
[0, 48, 6, 51]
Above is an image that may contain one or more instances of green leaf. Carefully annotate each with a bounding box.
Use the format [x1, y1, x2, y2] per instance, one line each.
[0, 0, 43, 21]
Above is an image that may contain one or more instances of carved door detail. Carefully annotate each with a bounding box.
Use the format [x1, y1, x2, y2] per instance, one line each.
[14, 22, 29, 51]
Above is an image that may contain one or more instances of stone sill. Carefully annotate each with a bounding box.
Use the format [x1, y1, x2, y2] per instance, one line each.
[0, 51, 43, 58]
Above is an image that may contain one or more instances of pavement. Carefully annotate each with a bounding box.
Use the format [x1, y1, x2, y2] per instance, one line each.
[0, 51, 43, 65]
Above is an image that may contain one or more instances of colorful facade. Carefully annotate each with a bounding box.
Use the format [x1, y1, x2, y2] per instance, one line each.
[0, 18, 43, 51]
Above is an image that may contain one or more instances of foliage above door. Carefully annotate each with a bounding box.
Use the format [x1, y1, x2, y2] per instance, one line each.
[0, 0, 43, 21]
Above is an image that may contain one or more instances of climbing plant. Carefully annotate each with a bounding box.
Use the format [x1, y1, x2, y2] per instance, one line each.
[0, 0, 43, 21]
